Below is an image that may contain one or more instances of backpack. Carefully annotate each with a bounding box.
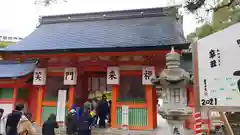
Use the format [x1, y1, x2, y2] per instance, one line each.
[17, 115, 36, 135]
[65, 111, 77, 126]
[78, 113, 91, 131]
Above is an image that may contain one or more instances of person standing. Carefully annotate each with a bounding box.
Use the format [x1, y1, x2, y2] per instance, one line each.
[65, 105, 78, 135]
[17, 114, 36, 135]
[108, 101, 112, 127]
[98, 95, 109, 128]
[78, 103, 94, 135]
[0, 108, 6, 135]
[6, 104, 24, 135]
[91, 98, 99, 127]
[42, 114, 59, 135]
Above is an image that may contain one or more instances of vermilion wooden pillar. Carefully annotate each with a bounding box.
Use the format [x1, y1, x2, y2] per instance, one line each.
[68, 86, 76, 110]
[146, 85, 157, 129]
[28, 86, 38, 121]
[152, 86, 157, 128]
[111, 85, 119, 128]
[36, 86, 44, 126]
[12, 87, 18, 110]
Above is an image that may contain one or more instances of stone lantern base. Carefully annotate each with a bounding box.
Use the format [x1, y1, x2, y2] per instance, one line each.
[167, 119, 194, 134]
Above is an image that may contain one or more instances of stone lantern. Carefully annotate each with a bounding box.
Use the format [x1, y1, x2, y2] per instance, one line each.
[151, 47, 193, 134]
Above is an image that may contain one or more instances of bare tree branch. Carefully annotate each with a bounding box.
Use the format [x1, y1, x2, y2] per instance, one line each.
[35, 0, 67, 6]
[185, 0, 206, 12]
[212, 0, 235, 12]
[185, 0, 236, 13]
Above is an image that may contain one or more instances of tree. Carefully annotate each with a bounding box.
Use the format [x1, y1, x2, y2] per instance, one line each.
[0, 41, 15, 48]
[186, 32, 197, 42]
[185, 0, 237, 13]
[187, 0, 240, 40]
[36, 0, 239, 11]
[186, 24, 213, 41]
[35, 0, 67, 6]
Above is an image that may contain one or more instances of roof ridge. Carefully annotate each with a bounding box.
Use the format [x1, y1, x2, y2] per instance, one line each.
[40, 6, 179, 25]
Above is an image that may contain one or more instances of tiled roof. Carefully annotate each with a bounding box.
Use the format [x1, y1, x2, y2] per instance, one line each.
[3, 7, 188, 53]
[0, 60, 37, 78]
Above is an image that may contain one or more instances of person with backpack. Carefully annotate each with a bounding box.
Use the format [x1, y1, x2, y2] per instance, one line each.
[65, 105, 78, 135]
[17, 114, 36, 135]
[6, 104, 25, 135]
[78, 102, 94, 135]
[42, 114, 59, 135]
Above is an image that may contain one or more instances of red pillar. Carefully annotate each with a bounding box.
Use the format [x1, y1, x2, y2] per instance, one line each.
[12, 87, 18, 110]
[28, 86, 38, 121]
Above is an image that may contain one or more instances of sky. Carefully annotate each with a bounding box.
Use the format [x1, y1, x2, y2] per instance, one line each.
[0, 0, 198, 38]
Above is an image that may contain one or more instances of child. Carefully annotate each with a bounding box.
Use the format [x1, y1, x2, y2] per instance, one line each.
[42, 114, 59, 135]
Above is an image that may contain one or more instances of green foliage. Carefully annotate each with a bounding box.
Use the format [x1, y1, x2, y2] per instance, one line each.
[0, 41, 15, 48]
[196, 24, 213, 38]
[187, 32, 197, 42]
[187, 7, 240, 40]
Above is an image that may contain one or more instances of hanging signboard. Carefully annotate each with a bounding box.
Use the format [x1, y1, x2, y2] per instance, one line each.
[121, 105, 129, 130]
[197, 23, 240, 110]
[64, 67, 77, 85]
[142, 66, 155, 85]
[33, 68, 47, 85]
[107, 67, 120, 84]
[56, 90, 67, 122]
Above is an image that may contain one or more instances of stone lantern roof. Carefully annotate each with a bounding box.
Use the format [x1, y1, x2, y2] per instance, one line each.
[151, 46, 190, 87]
[166, 46, 180, 69]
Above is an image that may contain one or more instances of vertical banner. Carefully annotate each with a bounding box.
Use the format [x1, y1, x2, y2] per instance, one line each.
[33, 68, 47, 85]
[121, 105, 129, 130]
[142, 66, 155, 85]
[64, 67, 77, 85]
[107, 67, 120, 84]
[56, 90, 67, 122]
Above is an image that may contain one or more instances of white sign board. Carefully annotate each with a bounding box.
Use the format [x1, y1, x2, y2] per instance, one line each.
[56, 90, 67, 122]
[64, 67, 77, 85]
[33, 68, 47, 85]
[197, 23, 240, 108]
[107, 67, 120, 84]
[121, 105, 129, 130]
[142, 66, 155, 85]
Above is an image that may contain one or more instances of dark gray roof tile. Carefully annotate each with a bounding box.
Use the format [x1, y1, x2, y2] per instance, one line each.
[0, 60, 37, 78]
[5, 16, 186, 52]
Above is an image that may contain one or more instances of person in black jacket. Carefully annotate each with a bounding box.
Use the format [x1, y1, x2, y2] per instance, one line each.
[6, 104, 24, 135]
[42, 114, 59, 135]
[98, 95, 109, 128]
[78, 103, 94, 135]
[65, 105, 77, 135]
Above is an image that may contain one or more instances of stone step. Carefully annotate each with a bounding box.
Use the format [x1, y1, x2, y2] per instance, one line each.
[35, 127, 155, 135]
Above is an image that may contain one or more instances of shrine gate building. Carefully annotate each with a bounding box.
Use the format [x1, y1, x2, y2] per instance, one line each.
[0, 6, 193, 130]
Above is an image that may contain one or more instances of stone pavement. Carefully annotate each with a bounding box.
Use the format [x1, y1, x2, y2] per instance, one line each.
[36, 127, 194, 135]
[36, 114, 194, 135]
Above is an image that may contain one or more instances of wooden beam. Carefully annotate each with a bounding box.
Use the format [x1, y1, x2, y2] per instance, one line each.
[15, 74, 33, 85]
[4, 50, 181, 59]
[39, 58, 49, 68]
